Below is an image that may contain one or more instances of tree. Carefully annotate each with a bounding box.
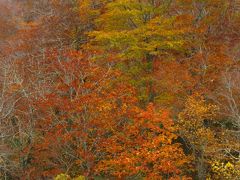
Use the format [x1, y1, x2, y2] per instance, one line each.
[177, 95, 217, 179]
[89, 0, 190, 105]
[0, 0, 239, 179]
[212, 67, 240, 164]
[26, 50, 190, 179]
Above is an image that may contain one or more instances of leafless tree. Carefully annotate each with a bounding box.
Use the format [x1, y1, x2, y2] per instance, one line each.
[212, 67, 240, 161]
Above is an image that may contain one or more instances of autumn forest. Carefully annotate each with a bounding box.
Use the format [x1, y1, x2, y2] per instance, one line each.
[0, 0, 239, 179]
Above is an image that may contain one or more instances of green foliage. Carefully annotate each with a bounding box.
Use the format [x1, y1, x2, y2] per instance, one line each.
[90, 0, 187, 60]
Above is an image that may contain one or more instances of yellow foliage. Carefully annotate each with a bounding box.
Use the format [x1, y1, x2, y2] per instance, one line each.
[89, 0, 189, 59]
[55, 174, 70, 180]
[55, 174, 86, 180]
[178, 94, 218, 146]
[209, 160, 240, 179]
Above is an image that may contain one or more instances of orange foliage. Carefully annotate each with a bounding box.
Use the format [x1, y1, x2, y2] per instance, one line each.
[25, 50, 189, 179]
